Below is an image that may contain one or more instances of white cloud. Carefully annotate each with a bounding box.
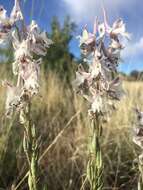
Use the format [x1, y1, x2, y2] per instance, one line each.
[62, 0, 136, 23]
[122, 37, 143, 59]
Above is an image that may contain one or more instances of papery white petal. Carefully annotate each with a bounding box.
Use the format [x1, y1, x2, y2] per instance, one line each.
[0, 33, 9, 44]
[109, 39, 122, 49]
[12, 30, 20, 49]
[12, 61, 19, 75]
[29, 20, 39, 33]
[72, 72, 85, 87]
[0, 6, 7, 22]
[27, 21, 53, 56]
[89, 57, 101, 78]
[14, 40, 31, 60]
[135, 109, 143, 126]
[91, 95, 103, 113]
[40, 31, 53, 47]
[22, 61, 40, 95]
[112, 19, 124, 30]
[10, 0, 23, 22]
[98, 23, 106, 38]
[3, 82, 22, 115]
[82, 28, 89, 42]
[133, 136, 143, 149]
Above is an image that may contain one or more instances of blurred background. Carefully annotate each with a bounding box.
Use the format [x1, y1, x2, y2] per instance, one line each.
[0, 0, 143, 189]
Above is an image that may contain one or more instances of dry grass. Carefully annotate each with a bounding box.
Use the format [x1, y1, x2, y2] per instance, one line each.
[0, 69, 142, 190]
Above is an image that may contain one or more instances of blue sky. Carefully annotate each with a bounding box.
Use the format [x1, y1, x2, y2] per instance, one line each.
[0, 0, 143, 73]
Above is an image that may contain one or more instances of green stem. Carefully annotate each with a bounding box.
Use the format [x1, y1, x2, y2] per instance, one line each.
[87, 115, 104, 190]
[22, 102, 39, 190]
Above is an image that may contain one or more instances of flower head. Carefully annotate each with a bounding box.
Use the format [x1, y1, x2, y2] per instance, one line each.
[103, 7, 130, 41]
[1, 1, 52, 117]
[0, 1, 23, 44]
[2, 81, 23, 116]
[10, 0, 23, 22]
[74, 10, 129, 119]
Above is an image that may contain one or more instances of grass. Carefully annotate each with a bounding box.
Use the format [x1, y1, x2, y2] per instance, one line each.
[0, 67, 142, 189]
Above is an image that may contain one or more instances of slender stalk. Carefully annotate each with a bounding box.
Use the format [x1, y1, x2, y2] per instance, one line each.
[87, 115, 104, 190]
[21, 102, 39, 190]
[14, 111, 80, 190]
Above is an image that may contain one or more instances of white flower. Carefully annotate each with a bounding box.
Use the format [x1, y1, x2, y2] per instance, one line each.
[98, 23, 106, 39]
[27, 20, 53, 56]
[73, 72, 85, 88]
[15, 40, 31, 60]
[10, 0, 23, 23]
[78, 26, 95, 48]
[2, 81, 22, 115]
[91, 95, 103, 114]
[78, 28, 89, 46]
[0, 32, 11, 44]
[109, 39, 123, 49]
[135, 109, 143, 126]
[103, 7, 130, 40]
[0, 6, 11, 44]
[22, 60, 41, 95]
[111, 19, 130, 39]
[89, 55, 102, 78]
[24, 70, 39, 95]
[133, 134, 143, 149]
[12, 60, 19, 75]
[72, 69, 91, 91]
[0, 1, 23, 44]
[83, 87, 103, 115]
[0, 6, 7, 22]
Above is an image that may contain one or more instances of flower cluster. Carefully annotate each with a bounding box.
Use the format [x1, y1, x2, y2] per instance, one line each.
[73, 8, 129, 118]
[1, 0, 52, 116]
[0, 0, 23, 44]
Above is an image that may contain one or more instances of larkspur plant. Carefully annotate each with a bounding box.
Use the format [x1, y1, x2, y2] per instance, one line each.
[1, 0, 52, 189]
[133, 109, 143, 190]
[73, 8, 130, 190]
